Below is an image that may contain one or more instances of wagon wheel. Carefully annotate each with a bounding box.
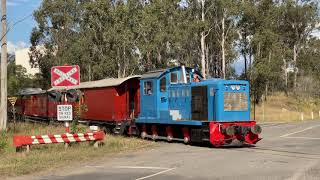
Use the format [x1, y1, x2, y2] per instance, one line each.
[119, 122, 128, 136]
[21, 115, 26, 122]
[48, 118, 55, 125]
[102, 126, 112, 134]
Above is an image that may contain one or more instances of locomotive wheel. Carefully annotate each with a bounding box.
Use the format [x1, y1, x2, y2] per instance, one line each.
[141, 132, 147, 139]
[152, 134, 158, 141]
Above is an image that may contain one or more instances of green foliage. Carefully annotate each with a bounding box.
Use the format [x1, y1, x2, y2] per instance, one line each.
[0, 130, 8, 152]
[7, 59, 43, 95]
[28, 0, 319, 100]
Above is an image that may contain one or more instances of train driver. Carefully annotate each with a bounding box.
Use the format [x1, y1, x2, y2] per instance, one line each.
[193, 74, 201, 82]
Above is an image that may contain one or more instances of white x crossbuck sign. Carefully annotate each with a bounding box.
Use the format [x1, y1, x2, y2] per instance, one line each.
[53, 67, 79, 86]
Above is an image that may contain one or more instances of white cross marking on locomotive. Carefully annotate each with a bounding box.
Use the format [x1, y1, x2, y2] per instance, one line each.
[53, 67, 78, 85]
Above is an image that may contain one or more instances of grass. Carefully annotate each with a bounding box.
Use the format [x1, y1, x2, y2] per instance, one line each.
[0, 122, 153, 178]
[254, 93, 320, 122]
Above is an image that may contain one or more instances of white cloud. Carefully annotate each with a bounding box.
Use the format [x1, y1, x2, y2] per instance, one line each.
[311, 29, 320, 39]
[7, 41, 29, 54]
[7, 0, 31, 7]
[7, 2, 18, 6]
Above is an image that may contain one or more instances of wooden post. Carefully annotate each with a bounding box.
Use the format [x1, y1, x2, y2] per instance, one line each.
[311, 112, 314, 120]
[0, 0, 7, 130]
[300, 113, 304, 121]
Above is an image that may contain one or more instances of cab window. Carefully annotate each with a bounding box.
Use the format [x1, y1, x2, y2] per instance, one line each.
[160, 77, 166, 92]
[186, 72, 190, 83]
[171, 72, 178, 84]
[144, 81, 153, 95]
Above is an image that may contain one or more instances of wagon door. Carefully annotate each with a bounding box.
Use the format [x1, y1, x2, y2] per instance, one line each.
[140, 79, 157, 120]
[159, 76, 168, 115]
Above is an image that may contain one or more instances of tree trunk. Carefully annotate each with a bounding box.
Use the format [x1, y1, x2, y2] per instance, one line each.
[201, 32, 206, 78]
[243, 50, 247, 79]
[122, 46, 127, 78]
[293, 44, 298, 89]
[257, 42, 261, 58]
[242, 30, 248, 79]
[146, 51, 151, 71]
[117, 47, 121, 78]
[88, 64, 91, 81]
[282, 57, 288, 91]
[157, 47, 161, 65]
[205, 44, 209, 77]
[200, 0, 206, 79]
[265, 51, 272, 101]
[221, 11, 226, 79]
[249, 47, 253, 80]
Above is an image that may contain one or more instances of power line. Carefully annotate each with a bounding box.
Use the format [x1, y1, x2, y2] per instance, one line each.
[0, 13, 33, 42]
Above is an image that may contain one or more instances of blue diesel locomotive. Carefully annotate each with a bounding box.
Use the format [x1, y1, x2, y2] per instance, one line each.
[133, 66, 261, 146]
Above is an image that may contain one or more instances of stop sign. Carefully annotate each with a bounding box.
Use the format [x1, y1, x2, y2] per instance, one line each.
[51, 65, 80, 87]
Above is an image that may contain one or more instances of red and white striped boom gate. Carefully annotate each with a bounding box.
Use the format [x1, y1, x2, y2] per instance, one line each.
[13, 131, 105, 150]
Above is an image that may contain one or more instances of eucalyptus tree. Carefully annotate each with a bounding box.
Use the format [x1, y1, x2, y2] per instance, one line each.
[208, 0, 239, 79]
[278, 0, 319, 89]
[29, 0, 83, 86]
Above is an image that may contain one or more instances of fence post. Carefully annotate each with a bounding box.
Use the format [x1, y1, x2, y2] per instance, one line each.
[26, 145, 30, 153]
[300, 112, 304, 121]
[262, 101, 265, 121]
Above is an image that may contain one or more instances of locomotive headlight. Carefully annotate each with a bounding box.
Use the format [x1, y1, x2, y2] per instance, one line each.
[236, 85, 241, 91]
[231, 85, 235, 90]
[251, 125, 262, 135]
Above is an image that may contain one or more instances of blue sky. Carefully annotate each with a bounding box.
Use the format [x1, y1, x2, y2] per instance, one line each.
[5, 0, 41, 53]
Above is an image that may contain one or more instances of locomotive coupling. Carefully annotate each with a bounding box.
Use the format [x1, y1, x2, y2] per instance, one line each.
[250, 125, 262, 135]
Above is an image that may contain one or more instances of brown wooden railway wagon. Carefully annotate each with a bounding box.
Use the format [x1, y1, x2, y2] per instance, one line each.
[17, 88, 48, 120]
[51, 76, 141, 133]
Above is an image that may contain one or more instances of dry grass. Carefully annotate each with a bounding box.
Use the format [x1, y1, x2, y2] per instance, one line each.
[0, 122, 153, 178]
[254, 93, 320, 122]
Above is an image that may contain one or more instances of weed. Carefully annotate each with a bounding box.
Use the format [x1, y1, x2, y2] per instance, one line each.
[0, 131, 8, 152]
[0, 122, 153, 178]
[254, 92, 320, 122]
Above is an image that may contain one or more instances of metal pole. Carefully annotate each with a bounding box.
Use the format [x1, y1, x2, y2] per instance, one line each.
[0, 0, 7, 131]
[12, 105, 16, 132]
[253, 89, 256, 120]
[12, 106, 15, 121]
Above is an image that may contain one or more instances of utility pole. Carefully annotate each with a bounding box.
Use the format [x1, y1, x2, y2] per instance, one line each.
[0, 0, 7, 131]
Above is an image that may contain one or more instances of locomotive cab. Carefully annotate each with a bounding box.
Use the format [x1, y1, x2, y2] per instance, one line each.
[136, 66, 261, 146]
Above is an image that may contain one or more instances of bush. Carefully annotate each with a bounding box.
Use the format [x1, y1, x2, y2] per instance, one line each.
[0, 130, 8, 152]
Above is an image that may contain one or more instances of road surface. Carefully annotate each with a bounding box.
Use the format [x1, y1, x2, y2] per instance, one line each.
[11, 120, 320, 180]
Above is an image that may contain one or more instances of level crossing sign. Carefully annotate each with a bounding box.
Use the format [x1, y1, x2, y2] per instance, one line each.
[8, 97, 17, 106]
[51, 65, 80, 87]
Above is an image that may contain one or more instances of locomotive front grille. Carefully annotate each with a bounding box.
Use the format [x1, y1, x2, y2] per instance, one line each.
[224, 92, 248, 111]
